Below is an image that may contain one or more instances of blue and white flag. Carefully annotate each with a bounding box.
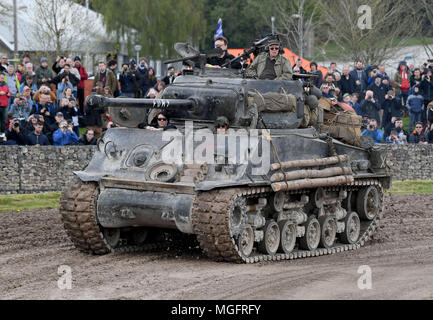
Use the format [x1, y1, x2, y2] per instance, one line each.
[214, 18, 223, 40]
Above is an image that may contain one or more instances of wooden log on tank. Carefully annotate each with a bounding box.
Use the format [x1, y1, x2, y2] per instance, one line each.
[270, 155, 349, 171]
[271, 175, 355, 192]
[270, 166, 353, 183]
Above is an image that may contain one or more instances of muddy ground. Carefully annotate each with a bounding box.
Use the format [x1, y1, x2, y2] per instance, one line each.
[1, 194, 432, 300]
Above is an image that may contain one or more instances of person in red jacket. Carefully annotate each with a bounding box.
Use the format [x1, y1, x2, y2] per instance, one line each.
[0, 73, 11, 132]
[74, 56, 88, 113]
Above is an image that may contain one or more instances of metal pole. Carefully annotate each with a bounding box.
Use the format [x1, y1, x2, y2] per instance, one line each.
[13, 0, 18, 59]
[136, 51, 139, 64]
[300, 15, 304, 58]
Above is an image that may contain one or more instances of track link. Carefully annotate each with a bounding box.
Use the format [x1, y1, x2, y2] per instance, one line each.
[59, 177, 169, 254]
[191, 179, 384, 263]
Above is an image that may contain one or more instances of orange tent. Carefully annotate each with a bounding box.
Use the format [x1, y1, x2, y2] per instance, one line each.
[228, 48, 328, 78]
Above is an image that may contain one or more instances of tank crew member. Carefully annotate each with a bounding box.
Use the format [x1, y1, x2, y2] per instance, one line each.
[206, 36, 242, 70]
[139, 111, 177, 131]
[215, 116, 229, 134]
[245, 39, 293, 80]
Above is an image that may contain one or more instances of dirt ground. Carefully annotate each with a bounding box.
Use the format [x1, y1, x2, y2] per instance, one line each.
[1, 193, 432, 300]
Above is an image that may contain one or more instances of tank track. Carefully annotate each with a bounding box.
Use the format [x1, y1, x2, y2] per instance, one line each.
[59, 178, 169, 254]
[191, 179, 383, 263]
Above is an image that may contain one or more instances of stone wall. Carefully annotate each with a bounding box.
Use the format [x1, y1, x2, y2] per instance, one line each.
[0, 144, 432, 194]
[383, 144, 433, 181]
[0, 146, 96, 194]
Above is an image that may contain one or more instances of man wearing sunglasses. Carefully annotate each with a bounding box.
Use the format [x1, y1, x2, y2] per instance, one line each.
[246, 39, 292, 80]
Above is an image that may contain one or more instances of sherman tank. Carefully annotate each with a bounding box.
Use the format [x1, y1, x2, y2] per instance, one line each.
[59, 40, 391, 263]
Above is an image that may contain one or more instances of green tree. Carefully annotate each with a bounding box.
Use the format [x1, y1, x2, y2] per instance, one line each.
[202, 0, 271, 50]
[91, 0, 206, 59]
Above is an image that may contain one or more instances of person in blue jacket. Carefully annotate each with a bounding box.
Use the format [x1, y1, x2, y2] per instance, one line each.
[53, 120, 78, 146]
[362, 118, 383, 143]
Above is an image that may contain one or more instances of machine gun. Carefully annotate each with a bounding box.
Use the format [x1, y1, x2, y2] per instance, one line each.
[221, 34, 276, 68]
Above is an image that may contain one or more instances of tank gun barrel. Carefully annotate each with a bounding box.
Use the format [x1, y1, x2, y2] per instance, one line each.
[86, 95, 194, 109]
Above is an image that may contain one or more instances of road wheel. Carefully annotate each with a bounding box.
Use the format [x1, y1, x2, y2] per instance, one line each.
[278, 220, 297, 254]
[299, 216, 321, 251]
[357, 186, 380, 221]
[102, 228, 121, 248]
[258, 221, 280, 255]
[319, 216, 337, 249]
[339, 212, 361, 244]
[237, 225, 254, 257]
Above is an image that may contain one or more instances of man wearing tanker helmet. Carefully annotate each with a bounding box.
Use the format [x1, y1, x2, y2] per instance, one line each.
[245, 38, 293, 80]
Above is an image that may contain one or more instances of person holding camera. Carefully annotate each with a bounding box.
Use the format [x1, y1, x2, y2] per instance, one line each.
[163, 66, 177, 86]
[119, 64, 137, 98]
[31, 92, 56, 126]
[360, 90, 381, 124]
[362, 118, 384, 144]
[52, 64, 79, 92]
[385, 129, 405, 145]
[10, 94, 31, 121]
[382, 90, 402, 133]
[52, 56, 66, 74]
[5, 118, 26, 145]
[26, 120, 50, 146]
[53, 119, 78, 146]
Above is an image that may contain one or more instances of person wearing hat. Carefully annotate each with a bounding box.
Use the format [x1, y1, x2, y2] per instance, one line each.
[215, 116, 229, 134]
[35, 57, 54, 88]
[406, 85, 424, 133]
[73, 56, 88, 112]
[246, 39, 293, 80]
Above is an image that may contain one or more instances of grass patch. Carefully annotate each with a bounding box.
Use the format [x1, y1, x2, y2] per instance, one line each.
[389, 180, 433, 195]
[0, 180, 431, 212]
[0, 192, 61, 212]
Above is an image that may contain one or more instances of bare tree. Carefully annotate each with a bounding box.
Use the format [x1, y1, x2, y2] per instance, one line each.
[418, 0, 433, 57]
[318, 0, 421, 65]
[267, 0, 322, 59]
[28, 0, 103, 56]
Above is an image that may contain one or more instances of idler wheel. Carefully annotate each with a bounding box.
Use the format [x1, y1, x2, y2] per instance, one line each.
[299, 216, 320, 251]
[319, 216, 337, 249]
[339, 212, 361, 244]
[278, 220, 296, 254]
[258, 221, 280, 255]
[357, 186, 381, 221]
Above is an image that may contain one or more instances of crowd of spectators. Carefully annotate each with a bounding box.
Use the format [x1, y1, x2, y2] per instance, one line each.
[0, 53, 180, 146]
[306, 58, 433, 144]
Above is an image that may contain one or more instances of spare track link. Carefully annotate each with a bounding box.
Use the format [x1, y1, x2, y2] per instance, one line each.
[59, 177, 168, 254]
[191, 179, 384, 263]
